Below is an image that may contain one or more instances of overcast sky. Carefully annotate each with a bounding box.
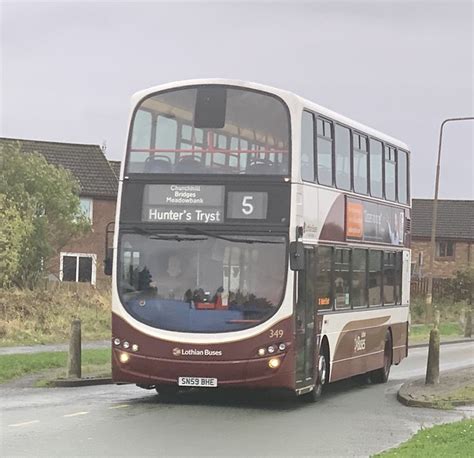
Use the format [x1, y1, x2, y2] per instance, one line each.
[1, 1, 473, 198]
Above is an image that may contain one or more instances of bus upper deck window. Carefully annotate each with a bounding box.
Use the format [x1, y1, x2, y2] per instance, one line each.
[127, 86, 290, 176]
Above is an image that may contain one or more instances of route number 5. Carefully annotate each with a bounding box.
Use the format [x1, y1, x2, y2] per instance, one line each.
[242, 195, 254, 215]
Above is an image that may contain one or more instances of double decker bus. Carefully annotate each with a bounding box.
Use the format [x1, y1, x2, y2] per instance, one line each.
[107, 79, 411, 401]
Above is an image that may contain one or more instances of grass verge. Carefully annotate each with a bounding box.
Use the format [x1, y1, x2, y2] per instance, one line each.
[431, 384, 474, 409]
[409, 322, 464, 344]
[0, 348, 111, 384]
[0, 285, 111, 347]
[375, 419, 474, 457]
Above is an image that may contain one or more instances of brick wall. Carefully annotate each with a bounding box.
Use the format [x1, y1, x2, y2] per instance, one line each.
[49, 198, 116, 283]
[411, 237, 473, 278]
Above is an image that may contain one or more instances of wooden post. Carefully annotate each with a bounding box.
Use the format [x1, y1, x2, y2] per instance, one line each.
[465, 309, 472, 338]
[425, 310, 440, 385]
[67, 319, 81, 379]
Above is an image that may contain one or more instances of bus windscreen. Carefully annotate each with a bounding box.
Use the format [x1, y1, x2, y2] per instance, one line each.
[118, 233, 286, 333]
[126, 86, 290, 175]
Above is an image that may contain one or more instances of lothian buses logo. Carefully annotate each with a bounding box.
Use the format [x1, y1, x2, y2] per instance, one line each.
[172, 347, 222, 357]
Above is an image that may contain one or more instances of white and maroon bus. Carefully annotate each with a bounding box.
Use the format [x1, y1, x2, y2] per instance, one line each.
[107, 79, 411, 401]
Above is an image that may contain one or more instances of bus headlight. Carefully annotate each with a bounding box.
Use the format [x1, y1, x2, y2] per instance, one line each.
[268, 358, 280, 369]
[113, 338, 121, 346]
[119, 352, 130, 364]
[267, 345, 276, 354]
[123, 341, 130, 349]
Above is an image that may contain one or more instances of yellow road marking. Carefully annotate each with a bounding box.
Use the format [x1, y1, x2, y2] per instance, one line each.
[108, 404, 129, 409]
[9, 420, 40, 427]
[63, 411, 89, 417]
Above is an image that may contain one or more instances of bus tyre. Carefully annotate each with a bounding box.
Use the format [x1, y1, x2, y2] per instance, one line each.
[305, 348, 328, 402]
[370, 331, 392, 384]
[156, 385, 179, 402]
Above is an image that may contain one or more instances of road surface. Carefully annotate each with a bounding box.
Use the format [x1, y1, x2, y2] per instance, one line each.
[1, 342, 473, 457]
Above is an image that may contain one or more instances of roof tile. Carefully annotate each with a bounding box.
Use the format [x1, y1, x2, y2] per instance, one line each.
[0, 137, 118, 198]
[412, 199, 474, 240]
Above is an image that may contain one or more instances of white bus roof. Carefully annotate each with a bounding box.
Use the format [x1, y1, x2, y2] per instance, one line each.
[132, 78, 410, 151]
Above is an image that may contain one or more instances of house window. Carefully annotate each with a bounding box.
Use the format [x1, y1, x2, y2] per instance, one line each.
[436, 241, 455, 258]
[60, 253, 97, 285]
[79, 198, 93, 221]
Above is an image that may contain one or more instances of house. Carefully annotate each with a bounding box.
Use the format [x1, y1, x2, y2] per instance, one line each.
[411, 199, 474, 279]
[0, 137, 118, 286]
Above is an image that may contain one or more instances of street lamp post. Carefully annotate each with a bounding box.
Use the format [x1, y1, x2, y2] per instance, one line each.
[425, 117, 474, 314]
[424, 116, 474, 385]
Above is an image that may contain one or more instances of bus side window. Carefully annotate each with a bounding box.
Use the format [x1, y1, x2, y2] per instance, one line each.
[397, 150, 409, 204]
[368, 251, 383, 306]
[301, 111, 315, 182]
[334, 248, 351, 309]
[316, 118, 333, 187]
[383, 252, 396, 305]
[335, 124, 351, 190]
[369, 139, 383, 198]
[352, 249, 368, 308]
[395, 251, 403, 304]
[353, 132, 368, 195]
[315, 246, 333, 310]
[385, 146, 397, 201]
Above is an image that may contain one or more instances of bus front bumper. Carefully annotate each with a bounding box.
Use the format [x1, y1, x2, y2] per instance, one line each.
[112, 348, 295, 390]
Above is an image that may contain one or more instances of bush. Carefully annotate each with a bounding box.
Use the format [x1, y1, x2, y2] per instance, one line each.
[0, 142, 90, 288]
[0, 284, 111, 346]
[445, 267, 474, 303]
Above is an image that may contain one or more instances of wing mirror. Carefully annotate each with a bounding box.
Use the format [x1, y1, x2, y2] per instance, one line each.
[289, 241, 305, 271]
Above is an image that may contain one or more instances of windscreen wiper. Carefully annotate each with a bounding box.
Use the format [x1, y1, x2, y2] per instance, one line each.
[129, 227, 207, 242]
[184, 227, 282, 244]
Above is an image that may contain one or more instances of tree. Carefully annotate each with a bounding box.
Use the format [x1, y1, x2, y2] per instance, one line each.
[0, 142, 90, 288]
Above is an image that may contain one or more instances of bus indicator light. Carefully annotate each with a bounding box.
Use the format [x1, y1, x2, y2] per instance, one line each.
[278, 343, 286, 351]
[113, 338, 121, 346]
[258, 348, 266, 357]
[132, 344, 139, 352]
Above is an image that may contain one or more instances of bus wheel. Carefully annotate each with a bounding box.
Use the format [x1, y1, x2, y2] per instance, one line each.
[305, 348, 328, 402]
[370, 331, 392, 384]
[155, 385, 179, 402]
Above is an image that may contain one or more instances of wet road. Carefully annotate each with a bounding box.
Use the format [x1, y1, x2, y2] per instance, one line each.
[2, 342, 473, 457]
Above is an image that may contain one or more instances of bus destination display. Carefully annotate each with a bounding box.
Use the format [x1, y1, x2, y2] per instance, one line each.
[142, 185, 269, 224]
[143, 185, 224, 223]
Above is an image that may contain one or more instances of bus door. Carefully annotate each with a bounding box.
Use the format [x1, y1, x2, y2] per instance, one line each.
[295, 248, 315, 387]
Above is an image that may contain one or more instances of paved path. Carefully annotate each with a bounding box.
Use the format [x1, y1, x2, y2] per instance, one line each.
[1, 342, 473, 457]
[0, 340, 110, 355]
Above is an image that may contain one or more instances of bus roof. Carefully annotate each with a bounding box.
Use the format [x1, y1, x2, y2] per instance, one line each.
[131, 78, 410, 151]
